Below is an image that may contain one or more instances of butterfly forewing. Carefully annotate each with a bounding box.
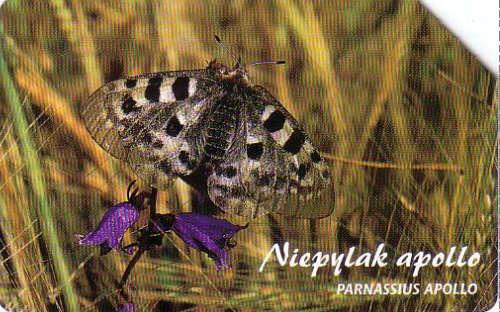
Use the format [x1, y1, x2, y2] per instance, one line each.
[79, 69, 220, 187]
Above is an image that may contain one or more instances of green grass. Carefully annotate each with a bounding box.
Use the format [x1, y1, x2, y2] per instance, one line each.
[0, 22, 78, 311]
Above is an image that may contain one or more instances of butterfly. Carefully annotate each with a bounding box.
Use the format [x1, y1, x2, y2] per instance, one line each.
[79, 59, 333, 219]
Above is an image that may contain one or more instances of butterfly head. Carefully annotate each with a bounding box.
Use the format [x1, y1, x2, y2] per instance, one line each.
[208, 60, 250, 87]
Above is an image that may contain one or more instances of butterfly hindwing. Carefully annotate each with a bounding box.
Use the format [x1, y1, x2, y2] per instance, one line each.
[207, 86, 332, 219]
[80, 70, 221, 187]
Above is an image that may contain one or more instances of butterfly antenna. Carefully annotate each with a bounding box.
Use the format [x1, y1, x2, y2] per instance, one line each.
[214, 35, 240, 68]
[247, 60, 286, 67]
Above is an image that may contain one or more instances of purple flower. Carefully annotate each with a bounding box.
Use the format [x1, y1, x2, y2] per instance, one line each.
[118, 303, 135, 312]
[153, 213, 247, 270]
[77, 201, 139, 254]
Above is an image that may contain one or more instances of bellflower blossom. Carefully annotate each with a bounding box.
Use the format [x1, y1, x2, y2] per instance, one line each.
[77, 182, 141, 254]
[77, 201, 139, 254]
[153, 213, 247, 270]
[77, 182, 248, 272]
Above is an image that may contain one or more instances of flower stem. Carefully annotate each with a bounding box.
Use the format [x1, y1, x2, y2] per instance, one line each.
[118, 248, 145, 289]
[149, 187, 158, 215]
[118, 186, 158, 289]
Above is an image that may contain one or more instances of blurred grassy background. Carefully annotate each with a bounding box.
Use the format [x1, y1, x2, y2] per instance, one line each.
[0, 0, 497, 311]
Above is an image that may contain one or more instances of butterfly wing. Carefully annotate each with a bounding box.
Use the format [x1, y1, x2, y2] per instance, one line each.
[79, 70, 224, 188]
[207, 86, 333, 219]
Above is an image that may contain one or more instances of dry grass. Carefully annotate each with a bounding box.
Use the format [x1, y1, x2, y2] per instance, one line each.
[0, 0, 496, 311]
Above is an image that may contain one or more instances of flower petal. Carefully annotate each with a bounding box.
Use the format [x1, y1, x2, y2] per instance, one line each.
[78, 202, 139, 252]
[175, 213, 245, 242]
[168, 213, 246, 270]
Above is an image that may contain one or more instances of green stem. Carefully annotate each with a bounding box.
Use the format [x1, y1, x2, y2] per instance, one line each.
[0, 25, 79, 311]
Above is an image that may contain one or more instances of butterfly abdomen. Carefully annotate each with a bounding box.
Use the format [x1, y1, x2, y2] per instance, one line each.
[203, 94, 241, 162]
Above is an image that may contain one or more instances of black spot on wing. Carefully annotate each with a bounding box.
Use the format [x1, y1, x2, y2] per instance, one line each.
[121, 96, 138, 114]
[283, 130, 305, 154]
[311, 150, 322, 163]
[179, 150, 189, 164]
[145, 77, 162, 102]
[247, 142, 263, 160]
[165, 116, 183, 137]
[125, 79, 137, 88]
[297, 164, 308, 180]
[179, 150, 196, 169]
[149, 76, 163, 85]
[263, 110, 285, 132]
[172, 77, 190, 100]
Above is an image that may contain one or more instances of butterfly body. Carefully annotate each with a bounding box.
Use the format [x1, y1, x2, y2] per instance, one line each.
[80, 60, 332, 219]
